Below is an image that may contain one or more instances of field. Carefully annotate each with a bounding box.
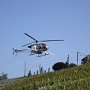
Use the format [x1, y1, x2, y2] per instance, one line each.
[0, 63, 90, 90]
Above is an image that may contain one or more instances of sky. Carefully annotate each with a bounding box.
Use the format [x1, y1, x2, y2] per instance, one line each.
[0, 0, 90, 78]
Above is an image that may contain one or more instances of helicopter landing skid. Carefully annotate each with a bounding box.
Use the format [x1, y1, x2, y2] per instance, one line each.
[37, 54, 49, 57]
[29, 54, 35, 56]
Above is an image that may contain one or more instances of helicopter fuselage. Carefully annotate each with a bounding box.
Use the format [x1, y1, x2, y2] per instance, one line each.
[28, 43, 48, 55]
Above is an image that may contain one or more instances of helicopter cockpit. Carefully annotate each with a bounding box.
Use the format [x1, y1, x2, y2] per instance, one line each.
[36, 43, 48, 51]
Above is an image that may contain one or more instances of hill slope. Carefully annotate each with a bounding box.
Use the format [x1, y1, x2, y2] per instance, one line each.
[0, 63, 90, 90]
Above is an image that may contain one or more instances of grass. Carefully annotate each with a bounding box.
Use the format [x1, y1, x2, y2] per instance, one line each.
[0, 63, 90, 90]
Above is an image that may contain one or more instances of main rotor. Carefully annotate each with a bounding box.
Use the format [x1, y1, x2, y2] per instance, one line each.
[22, 33, 64, 47]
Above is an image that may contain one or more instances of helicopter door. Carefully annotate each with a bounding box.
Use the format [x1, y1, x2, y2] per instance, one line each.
[31, 45, 37, 51]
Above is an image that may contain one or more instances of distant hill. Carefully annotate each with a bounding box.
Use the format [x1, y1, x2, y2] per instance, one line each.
[0, 63, 90, 90]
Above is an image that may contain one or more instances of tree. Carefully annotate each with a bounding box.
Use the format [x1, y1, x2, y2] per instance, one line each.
[3, 74, 8, 79]
[39, 67, 43, 74]
[48, 67, 50, 72]
[36, 70, 38, 75]
[0, 73, 8, 80]
[39, 65, 44, 74]
[69, 63, 77, 68]
[65, 61, 69, 68]
[81, 57, 88, 64]
[52, 62, 67, 71]
[28, 70, 32, 76]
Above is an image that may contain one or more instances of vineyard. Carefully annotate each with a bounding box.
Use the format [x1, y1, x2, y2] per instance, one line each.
[0, 63, 90, 90]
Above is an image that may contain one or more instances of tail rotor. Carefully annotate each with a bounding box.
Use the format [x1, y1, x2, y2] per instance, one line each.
[13, 48, 15, 55]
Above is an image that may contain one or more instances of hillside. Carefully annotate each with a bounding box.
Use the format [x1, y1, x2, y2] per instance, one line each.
[0, 63, 90, 90]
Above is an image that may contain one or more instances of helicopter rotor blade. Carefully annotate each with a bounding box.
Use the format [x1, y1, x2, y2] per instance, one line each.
[22, 42, 35, 47]
[24, 33, 38, 43]
[23, 33, 64, 47]
[22, 43, 31, 47]
[22, 40, 64, 47]
[38, 40, 64, 42]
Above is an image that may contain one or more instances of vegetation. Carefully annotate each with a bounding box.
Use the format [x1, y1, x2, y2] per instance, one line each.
[52, 62, 67, 71]
[69, 63, 77, 68]
[0, 63, 90, 90]
[52, 62, 77, 71]
[0, 74, 8, 80]
[81, 55, 90, 64]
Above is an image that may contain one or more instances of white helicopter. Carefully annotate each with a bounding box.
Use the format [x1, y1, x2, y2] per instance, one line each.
[13, 33, 64, 57]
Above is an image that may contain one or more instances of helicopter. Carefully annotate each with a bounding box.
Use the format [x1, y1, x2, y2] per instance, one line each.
[13, 33, 64, 57]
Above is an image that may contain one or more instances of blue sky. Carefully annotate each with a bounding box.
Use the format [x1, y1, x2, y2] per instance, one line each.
[0, 0, 90, 78]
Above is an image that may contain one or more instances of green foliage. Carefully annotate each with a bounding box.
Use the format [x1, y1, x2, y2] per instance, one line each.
[52, 62, 67, 71]
[82, 57, 89, 64]
[0, 64, 90, 90]
[0, 74, 8, 80]
[69, 63, 77, 68]
[28, 70, 32, 76]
